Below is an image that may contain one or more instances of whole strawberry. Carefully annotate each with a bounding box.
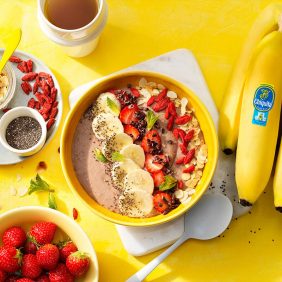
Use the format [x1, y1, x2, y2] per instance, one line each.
[0, 246, 21, 273]
[58, 241, 78, 262]
[36, 244, 59, 270]
[66, 251, 90, 277]
[24, 241, 37, 255]
[16, 278, 35, 282]
[0, 269, 6, 282]
[2, 226, 26, 248]
[36, 274, 50, 282]
[29, 222, 57, 245]
[21, 254, 42, 279]
[49, 263, 74, 282]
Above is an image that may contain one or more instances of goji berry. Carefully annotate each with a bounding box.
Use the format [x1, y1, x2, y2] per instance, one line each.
[17, 62, 28, 73]
[41, 103, 52, 114]
[47, 76, 54, 88]
[26, 59, 33, 72]
[43, 85, 50, 96]
[175, 115, 192, 125]
[52, 101, 58, 108]
[27, 98, 36, 108]
[184, 129, 194, 142]
[176, 156, 185, 165]
[21, 81, 32, 94]
[173, 128, 179, 139]
[168, 101, 177, 117]
[38, 72, 50, 79]
[130, 88, 140, 98]
[35, 92, 44, 105]
[179, 143, 188, 155]
[22, 72, 38, 81]
[165, 107, 170, 119]
[42, 113, 49, 121]
[183, 148, 195, 165]
[155, 88, 167, 102]
[147, 96, 155, 106]
[178, 129, 186, 143]
[2, 108, 11, 113]
[167, 115, 174, 131]
[73, 208, 78, 220]
[177, 180, 184, 189]
[183, 165, 195, 173]
[35, 101, 40, 110]
[33, 81, 39, 94]
[51, 88, 57, 102]
[152, 97, 170, 112]
[9, 56, 22, 63]
[50, 107, 58, 119]
[41, 94, 52, 104]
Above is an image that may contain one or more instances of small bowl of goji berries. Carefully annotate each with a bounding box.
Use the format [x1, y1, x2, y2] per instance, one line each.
[0, 206, 98, 281]
[0, 63, 16, 110]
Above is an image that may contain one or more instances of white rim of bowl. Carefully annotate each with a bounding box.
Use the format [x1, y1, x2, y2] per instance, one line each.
[38, 0, 104, 33]
[0, 107, 47, 154]
[0, 63, 16, 110]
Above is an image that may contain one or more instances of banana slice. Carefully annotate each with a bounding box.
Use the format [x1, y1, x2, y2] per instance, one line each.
[102, 133, 133, 161]
[118, 189, 153, 218]
[95, 92, 121, 116]
[124, 169, 154, 194]
[120, 144, 145, 168]
[92, 113, 124, 140]
[111, 159, 140, 190]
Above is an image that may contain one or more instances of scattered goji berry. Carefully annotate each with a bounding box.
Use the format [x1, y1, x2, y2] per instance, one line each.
[47, 76, 54, 88]
[184, 129, 194, 142]
[175, 114, 192, 125]
[165, 107, 170, 119]
[179, 143, 188, 155]
[183, 148, 195, 165]
[50, 107, 58, 119]
[73, 208, 78, 220]
[17, 62, 28, 73]
[155, 88, 167, 102]
[26, 59, 33, 72]
[42, 113, 49, 121]
[183, 165, 195, 173]
[178, 129, 186, 143]
[51, 87, 57, 102]
[147, 96, 155, 106]
[167, 115, 174, 131]
[152, 97, 170, 112]
[41, 103, 52, 114]
[46, 118, 55, 129]
[33, 81, 39, 94]
[27, 98, 36, 108]
[9, 56, 22, 63]
[130, 88, 140, 98]
[173, 128, 179, 139]
[52, 101, 58, 108]
[177, 180, 184, 189]
[176, 156, 185, 165]
[43, 85, 50, 96]
[21, 81, 32, 94]
[168, 101, 177, 117]
[35, 101, 40, 110]
[35, 92, 44, 104]
[38, 72, 50, 79]
[22, 72, 38, 81]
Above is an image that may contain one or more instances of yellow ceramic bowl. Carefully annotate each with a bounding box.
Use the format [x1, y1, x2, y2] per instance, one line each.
[61, 70, 218, 227]
[0, 206, 98, 281]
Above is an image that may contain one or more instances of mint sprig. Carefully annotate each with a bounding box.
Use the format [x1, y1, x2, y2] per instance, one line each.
[28, 174, 54, 195]
[159, 175, 177, 191]
[146, 110, 159, 130]
[107, 97, 120, 115]
[93, 148, 108, 163]
[112, 152, 125, 162]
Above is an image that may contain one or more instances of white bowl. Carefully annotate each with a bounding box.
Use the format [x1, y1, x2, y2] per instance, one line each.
[0, 107, 47, 156]
[0, 206, 99, 281]
[0, 63, 16, 110]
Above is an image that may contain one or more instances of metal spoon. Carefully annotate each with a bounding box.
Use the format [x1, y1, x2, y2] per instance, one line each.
[0, 28, 22, 73]
[126, 193, 233, 282]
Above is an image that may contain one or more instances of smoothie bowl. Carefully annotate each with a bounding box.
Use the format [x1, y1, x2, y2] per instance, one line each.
[61, 71, 218, 227]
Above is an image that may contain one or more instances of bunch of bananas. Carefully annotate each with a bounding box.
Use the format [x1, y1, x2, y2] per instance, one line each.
[218, 3, 282, 208]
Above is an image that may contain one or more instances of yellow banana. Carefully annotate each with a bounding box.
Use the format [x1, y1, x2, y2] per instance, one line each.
[219, 3, 282, 154]
[274, 139, 282, 211]
[235, 19, 282, 206]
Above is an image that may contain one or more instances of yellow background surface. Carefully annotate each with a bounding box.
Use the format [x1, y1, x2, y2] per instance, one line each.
[0, 1, 282, 281]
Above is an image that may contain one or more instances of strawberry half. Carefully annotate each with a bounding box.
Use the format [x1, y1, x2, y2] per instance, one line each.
[119, 104, 139, 124]
[66, 251, 90, 278]
[141, 130, 162, 154]
[124, 124, 140, 141]
[145, 154, 164, 173]
[29, 222, 57, 245]
[152, 170, 165, 187]
[2, 226, 26, 248]
[153, 191, 173, 214]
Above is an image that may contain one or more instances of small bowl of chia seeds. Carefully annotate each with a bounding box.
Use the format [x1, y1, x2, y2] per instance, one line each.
[0, 106, 47, 156]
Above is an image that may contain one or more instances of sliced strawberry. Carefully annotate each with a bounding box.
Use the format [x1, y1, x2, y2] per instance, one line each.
[141, 130, 162, 153]
[119, 104, 139, 124]
[152, 171, 165, 187]
[145, 154, 163, 173]
[124, 124, 140, 141]
[153, 191, 173, 214]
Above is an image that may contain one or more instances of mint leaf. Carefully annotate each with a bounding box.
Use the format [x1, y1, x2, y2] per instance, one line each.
[107, 97, 120, 115]
[28, 174, 54, 195]
[146, 110, 159, 130]
[48, 192, 57, 210]
[93, 148, 108, 163]
[112, 152, 125, 162]
[159, 175, 177, 191]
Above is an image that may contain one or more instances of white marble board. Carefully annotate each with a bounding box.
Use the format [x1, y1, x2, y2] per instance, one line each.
[69, 48, 250, 256]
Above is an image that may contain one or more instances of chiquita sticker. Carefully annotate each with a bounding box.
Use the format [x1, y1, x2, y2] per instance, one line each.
[252, 84, 275, 126]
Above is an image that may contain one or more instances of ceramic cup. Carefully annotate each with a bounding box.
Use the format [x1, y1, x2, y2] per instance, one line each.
[37, 0, 108, 57]
[0, 107, 47, 156]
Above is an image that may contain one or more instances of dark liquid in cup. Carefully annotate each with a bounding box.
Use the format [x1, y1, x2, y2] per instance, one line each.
[44, 0, 98, 30]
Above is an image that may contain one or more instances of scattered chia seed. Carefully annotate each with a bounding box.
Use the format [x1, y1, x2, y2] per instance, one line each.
[6, 116, 42, 150]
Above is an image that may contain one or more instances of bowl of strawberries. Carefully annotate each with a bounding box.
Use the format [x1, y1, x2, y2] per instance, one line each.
[0, 206, 98, 281]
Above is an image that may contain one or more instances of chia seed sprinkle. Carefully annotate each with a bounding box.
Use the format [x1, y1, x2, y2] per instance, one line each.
[6, 116, 42, 150]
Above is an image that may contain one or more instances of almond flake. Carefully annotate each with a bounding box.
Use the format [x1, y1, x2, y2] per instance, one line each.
[181, 173, 190, 181]
[152, 89, 160, 96]
[147, 81, 157, 88]
[157, 83, 165, 90]
[167, 91, 177, 99]
[139, 78, 147, 87]
[175, 190, 184, 199]
[180, 98, 188, 116]
[188, 188, 196, 195]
